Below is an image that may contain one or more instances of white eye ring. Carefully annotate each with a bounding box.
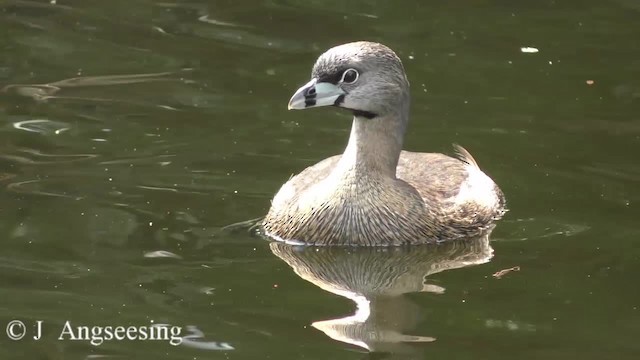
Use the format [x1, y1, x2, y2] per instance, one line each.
[340, 68, 359, 84]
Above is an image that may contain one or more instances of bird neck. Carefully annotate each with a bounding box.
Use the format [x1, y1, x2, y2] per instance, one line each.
[335, 108, 408, 179]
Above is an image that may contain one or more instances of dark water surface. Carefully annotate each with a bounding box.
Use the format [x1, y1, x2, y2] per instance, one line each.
[1, 0, 639, 359]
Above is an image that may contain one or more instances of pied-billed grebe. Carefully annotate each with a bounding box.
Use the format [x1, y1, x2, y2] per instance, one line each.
[263, 41, 505, 246]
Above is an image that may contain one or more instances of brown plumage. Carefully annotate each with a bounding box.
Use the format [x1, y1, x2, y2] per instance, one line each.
[263, 42, 505, 246]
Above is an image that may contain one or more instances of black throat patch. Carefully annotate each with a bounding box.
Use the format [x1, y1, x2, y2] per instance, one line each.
[333, 94, 377, 119]
[352, 110, 377, 119]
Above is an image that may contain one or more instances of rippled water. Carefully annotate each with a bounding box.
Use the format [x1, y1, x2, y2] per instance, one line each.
[0, 0, 639, 359]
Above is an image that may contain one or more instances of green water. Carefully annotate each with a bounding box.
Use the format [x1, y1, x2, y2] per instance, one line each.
[0, 0, 639, 359]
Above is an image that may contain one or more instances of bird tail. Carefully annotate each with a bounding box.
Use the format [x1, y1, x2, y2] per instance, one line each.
[452, 144, 479, 168]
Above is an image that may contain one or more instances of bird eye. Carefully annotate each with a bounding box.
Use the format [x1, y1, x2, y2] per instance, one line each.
[341, 68, 359, 84]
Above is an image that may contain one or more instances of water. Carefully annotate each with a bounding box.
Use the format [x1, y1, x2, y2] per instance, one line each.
[0, 0, 639, 359]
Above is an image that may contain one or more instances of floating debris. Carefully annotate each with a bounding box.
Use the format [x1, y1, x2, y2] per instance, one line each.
[492, 266, 520, 279]
[520, 47, 539, 53]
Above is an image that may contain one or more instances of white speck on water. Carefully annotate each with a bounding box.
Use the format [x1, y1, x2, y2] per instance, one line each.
[520, 47, 539, 53]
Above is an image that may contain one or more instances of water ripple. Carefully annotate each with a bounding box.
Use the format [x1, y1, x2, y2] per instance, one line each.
[12, 119, 71, 134]
[2, 70, 192, 103]
[0, 148, 97, 165]
[6, 179, 84, 199]
[144, 250, 183, 259]
[496, 218, 591, 241]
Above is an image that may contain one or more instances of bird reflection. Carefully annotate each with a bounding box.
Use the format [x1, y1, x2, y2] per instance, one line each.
[270, 233, 494, 353]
